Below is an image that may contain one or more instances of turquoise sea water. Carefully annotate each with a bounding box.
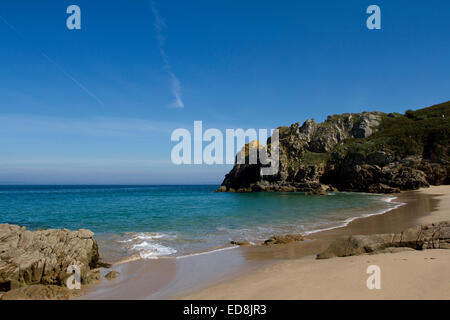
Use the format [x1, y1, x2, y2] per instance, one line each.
[0, 185, 402, 261]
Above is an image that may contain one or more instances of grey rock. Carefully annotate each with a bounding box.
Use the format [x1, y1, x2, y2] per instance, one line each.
[317, 221, 450, 259]
[351, 112, 381, 138]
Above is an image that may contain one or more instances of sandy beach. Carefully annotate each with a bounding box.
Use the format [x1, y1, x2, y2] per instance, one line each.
[79, 186, 450, 300]
[418, 186, 450, 224]
[180, 186, 450, 300]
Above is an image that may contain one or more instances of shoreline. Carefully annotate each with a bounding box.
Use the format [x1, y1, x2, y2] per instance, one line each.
[80, 185, 449, 300]
[102, 192, 402, 265]
[180, 186, 450, 300]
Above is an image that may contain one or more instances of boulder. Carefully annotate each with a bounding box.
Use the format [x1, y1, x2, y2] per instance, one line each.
[0, 224, 101, 292]
[317, 221, 450, 259]
[0, 285, 73, 300]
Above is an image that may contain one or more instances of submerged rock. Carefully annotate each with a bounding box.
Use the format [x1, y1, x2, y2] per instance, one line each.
[316, 221, 450, 259]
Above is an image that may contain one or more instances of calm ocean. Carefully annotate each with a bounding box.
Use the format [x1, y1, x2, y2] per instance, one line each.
[0, 185, 403, 261]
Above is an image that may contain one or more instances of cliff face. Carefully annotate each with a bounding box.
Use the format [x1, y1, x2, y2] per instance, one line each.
[218, 101, 450, 194]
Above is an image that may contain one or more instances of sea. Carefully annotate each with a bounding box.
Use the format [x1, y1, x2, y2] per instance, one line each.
[0, 185, 404, 262]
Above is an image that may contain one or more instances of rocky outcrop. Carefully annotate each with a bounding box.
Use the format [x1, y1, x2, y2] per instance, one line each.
[316, 221, 450, 259]
[327, 154, 431, 192]
[0, 284, 74, 300]
[218, 101, 450, 194]
[0, 224, 101, 295]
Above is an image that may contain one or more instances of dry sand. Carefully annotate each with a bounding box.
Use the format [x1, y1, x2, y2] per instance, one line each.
[418, 185, 450, 224]
[181, 186, 450, 300]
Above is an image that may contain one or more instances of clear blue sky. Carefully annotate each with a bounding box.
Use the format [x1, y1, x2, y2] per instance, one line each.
[0, 0, 449, 184]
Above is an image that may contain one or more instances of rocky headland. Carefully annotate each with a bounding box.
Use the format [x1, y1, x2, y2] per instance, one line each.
[217, 101, 450, 194]
[0, 224, 107, 300]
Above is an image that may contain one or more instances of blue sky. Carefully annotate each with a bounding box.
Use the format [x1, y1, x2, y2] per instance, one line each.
[0, 0, 449, 184]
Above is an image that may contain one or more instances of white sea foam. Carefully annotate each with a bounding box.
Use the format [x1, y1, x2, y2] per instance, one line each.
[118, 232, 169, 243]
[176, 245, 239, 259]
[118, 232, 177, 259]
[134, 242, 177, 259]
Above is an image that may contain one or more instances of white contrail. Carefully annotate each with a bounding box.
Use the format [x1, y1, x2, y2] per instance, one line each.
[40, 53, 104, 106]
[0, 14, 104, 106]
[150, 1, 184, 108]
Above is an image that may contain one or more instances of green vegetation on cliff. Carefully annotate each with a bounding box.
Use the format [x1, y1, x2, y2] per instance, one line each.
[336, 101, 450, 162]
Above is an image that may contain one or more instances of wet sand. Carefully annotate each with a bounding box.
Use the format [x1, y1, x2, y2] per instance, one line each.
[80, 246, 275, 299]
[417, 185, 450, 224]
[80, 186, 449, 300]
[79, 257, 178, 299]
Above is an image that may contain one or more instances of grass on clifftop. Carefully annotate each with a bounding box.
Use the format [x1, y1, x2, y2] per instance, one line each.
[336, 101, 450, 162]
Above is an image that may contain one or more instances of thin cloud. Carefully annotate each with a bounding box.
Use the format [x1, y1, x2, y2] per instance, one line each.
[150, 1, 184, 108]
